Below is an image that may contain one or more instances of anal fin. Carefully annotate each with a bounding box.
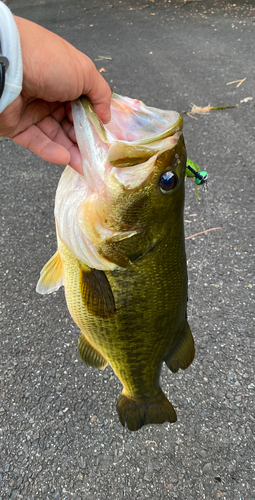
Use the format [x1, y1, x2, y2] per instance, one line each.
[78, 332, 108, 369]
[165, 322, 195, 373]
[36, 251, 64, 294]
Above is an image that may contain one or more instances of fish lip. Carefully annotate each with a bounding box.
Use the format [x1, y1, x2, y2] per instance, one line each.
[124, 114, 183, 146]
[108, 129, 184, 171]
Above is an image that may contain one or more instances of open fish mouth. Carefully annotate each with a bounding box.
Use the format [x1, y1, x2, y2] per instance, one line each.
[105, 93, 183, 145]
[72, 93, 183, 181]
[75, 93, 182, 146]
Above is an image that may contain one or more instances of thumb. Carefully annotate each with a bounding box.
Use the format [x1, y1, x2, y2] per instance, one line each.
[81, 59, 112, 123]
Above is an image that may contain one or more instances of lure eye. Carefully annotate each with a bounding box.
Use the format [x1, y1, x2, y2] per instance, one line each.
[159, 171, 176, 193]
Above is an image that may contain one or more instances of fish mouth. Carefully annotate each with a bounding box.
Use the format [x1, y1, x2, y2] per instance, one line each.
[77, 93, 182, 146]
[106, 93, 183, 169]
[73, 94, 183, 178]
[105, 93, 183, 146]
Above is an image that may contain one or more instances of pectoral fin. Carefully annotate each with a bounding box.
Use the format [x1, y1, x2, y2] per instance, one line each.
[36, 251, 64, 294]
[79, 266, 116, 318]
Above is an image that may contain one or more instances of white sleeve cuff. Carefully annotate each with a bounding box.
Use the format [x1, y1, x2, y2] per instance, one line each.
[0, 2, 23, 113]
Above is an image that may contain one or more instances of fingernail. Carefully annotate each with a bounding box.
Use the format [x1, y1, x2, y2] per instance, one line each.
[102, 112, 111, 124]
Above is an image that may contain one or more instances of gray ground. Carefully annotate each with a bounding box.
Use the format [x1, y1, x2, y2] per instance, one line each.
[0, 0, 254, 499]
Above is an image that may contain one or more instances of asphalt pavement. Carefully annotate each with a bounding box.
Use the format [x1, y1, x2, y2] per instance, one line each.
[0, 1, 254, 499]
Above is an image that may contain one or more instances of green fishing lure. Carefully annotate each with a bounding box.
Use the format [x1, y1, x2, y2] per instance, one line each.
[186, 159, 208, 200]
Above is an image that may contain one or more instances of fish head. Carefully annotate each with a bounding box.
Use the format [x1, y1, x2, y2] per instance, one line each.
[106, 128, 186, 234]
[100, 96, 187, 265]
[55, 94, 186, 270]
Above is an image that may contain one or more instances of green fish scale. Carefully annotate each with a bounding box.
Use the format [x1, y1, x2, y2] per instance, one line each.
[59, 223, 187, 400]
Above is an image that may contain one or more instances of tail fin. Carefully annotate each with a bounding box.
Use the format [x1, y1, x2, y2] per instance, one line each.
[117, 390, 177, 432]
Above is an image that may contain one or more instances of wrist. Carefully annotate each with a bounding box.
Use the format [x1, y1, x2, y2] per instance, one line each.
[0, 2, 23, 113]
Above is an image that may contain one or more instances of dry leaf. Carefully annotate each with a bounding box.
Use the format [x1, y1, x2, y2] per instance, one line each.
[165, 483, 174, 490]
[185, 228, 222, 240]
[187, 113, 198, 120]
[226, 77, 246, 87]
[240, 97, 253, 103]
[145, 440, 158, 446]
[189, 103, 213, 114]
[96, 56, 112, 60]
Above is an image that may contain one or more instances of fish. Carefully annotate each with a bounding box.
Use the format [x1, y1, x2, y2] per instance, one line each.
[36, 93, 195, 431]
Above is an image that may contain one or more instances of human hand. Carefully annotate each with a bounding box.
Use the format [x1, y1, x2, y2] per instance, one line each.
[0, 16, 112, 174]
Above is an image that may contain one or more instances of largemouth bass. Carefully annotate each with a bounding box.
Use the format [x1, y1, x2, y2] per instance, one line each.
[37, 93, 195, 431]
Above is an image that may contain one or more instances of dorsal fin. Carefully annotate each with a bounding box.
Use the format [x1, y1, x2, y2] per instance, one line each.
[36, 251, 64, 294]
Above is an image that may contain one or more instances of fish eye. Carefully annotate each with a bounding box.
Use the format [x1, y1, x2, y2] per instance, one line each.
[159, 171, 177, 193]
